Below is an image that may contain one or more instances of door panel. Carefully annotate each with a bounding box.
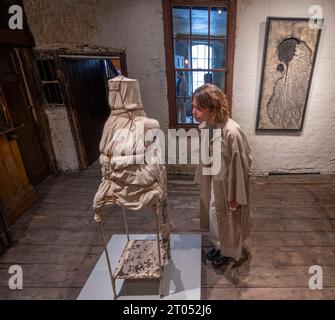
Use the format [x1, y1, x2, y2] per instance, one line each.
[0, 48, 49, 186]
[63, 58, 110, 165]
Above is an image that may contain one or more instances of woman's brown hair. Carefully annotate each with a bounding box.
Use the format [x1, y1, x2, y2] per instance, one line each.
[192, 83, 230, 123]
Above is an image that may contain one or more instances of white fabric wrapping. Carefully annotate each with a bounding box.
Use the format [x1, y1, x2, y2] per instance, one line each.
[93, 76, 170, 239]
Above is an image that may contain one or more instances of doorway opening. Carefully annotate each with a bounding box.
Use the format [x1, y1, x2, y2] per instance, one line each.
[35, 49, 127, 169]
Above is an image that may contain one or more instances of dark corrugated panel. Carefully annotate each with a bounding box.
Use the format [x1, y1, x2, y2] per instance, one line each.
[63, 58, 111, 165]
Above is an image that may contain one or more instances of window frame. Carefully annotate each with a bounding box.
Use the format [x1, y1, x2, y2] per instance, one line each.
[37, 57, 65, 107]
[34, 48, 127, 170]
[162, 0, 237, 128]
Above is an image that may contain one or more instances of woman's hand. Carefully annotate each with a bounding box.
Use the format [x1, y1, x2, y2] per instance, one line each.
[228, 200, 241, 211]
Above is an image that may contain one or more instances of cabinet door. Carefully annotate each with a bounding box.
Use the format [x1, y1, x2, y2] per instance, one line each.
[0, 47, 49, 185]
[0, 134, 37, 224]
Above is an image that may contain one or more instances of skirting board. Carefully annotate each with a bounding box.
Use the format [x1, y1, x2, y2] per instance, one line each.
[78, 234, 201, 300]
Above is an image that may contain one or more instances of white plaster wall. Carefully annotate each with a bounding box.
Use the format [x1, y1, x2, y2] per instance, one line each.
[94, 0, 169, 133]
[24, 0, 168, 133]
[23, 0, 335, 174]
[23, 0, 100, 46]
[234, 0, 335, 174]
[45, 107, 79, 171]
[23, 0, 169, 171]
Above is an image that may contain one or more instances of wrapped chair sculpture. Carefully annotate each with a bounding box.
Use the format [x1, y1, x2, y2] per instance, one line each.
[93, 75, 171, 299]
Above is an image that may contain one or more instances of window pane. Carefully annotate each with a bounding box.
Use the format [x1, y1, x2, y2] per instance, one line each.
[192, 42, 211, 69]
[37, 60, 46, 80]
[170, 4, 230, 126]
[38, 59, 57, 81]
[211, 40, 226, 69]
[192, 7, 208, 36]
[173, 6, 190, 37]
[43, 83, 63, 104]
[210, 7, 227, 37]
[176, 71, 192, 97]
[204, 72, 213, 84]
[212, 72, 225, 91]
[176, 71, 193, 124]
[47, 59, 57, 80]
[177, 98, 192, 124]
[193, 71, 210, 91]
[174, 39, 190, 69]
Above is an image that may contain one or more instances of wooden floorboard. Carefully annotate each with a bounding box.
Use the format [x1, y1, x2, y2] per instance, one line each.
[0, 161, 334, 299]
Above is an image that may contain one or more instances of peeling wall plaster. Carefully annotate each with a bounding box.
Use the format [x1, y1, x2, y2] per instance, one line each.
[44, 107, 78, 171]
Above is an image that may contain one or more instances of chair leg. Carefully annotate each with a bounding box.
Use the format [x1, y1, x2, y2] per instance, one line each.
[159, 277, 164, 298]
[204, 249, 208, 265]
[112, 278, 117, 300]
[167, 240, 171, 259]
[97, 215, 116, 300]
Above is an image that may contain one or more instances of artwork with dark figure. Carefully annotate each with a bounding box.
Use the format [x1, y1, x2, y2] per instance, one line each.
[267, 38, 312, 128]
[256, 18, 322, 130]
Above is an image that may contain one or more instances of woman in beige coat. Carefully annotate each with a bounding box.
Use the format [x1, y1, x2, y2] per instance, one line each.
[193, 84, 252, 269]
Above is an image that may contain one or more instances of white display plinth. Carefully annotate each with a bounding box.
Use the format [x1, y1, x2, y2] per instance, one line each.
[78, 234, 201, 300]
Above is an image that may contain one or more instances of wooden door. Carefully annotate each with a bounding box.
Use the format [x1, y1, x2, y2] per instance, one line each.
[62, 58, 111, 165]
[0, 48, 49, 186]
[0, 132, 37, 225]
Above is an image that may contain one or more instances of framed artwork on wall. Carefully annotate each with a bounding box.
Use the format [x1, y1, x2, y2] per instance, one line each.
[256, 17, 323, 131]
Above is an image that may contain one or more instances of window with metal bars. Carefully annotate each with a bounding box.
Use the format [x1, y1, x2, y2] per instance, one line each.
[37, 58, 64, 105]
[163, 0, 236, 127]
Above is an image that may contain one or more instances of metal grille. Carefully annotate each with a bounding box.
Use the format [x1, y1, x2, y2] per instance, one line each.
[37, 58, 64, 105]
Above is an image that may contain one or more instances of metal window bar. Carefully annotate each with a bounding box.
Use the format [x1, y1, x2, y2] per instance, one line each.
[208, 6, 210, 87]
[172, 5, 227, 125]
[38, 59, 64, 105]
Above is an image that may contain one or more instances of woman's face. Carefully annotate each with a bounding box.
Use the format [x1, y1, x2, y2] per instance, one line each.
[192, 98, 212, 123]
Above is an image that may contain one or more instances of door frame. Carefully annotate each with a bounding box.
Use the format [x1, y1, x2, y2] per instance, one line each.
[34, 47, 127, 170]
[14, 48, 57, 175]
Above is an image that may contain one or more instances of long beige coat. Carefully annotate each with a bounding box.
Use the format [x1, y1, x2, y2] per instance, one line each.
[195, 119, 252, 261]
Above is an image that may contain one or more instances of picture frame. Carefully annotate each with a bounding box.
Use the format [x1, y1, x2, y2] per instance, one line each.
[256, 17, 323, 131]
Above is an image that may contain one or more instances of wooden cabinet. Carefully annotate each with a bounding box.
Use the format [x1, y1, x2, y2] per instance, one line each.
[0, 128, 37, 225]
